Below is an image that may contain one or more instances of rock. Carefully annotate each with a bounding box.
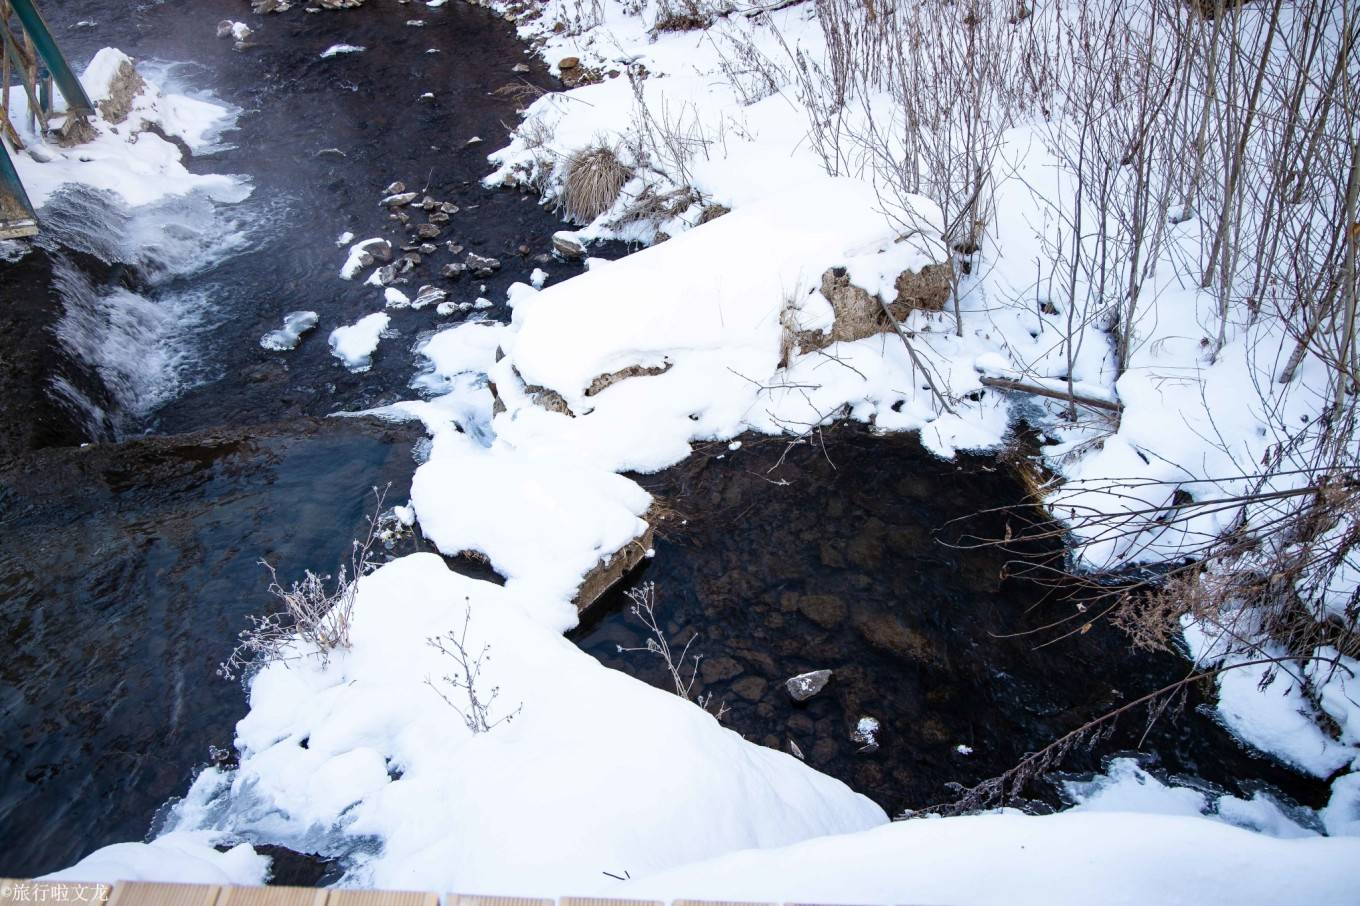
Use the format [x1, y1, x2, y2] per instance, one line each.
[374, 263, 398, 285]
[850, 715, 881, 753]
[731, 676, 767, 702]
[415, 223, 441, 239]
[250, 0, 291, 13]
[788, 738, 805, 760]
[787, 713, 816, 736]
[892, 262, 952, 312]
[215, 20, 234, 37]
[418, 243, 437, 255]
[230, 22, 253, 42]
[804, 261, 952, 352]
[512, 63, 530, 73]
[446, 242, 465, 255]
[366, 239, 394, 262]
[465, 253, 501, 276]
[439, 202, 460, 214]
[575, 520, 655, 614]
[440, 263, 466, 279]
[428, 211, 450, 224]
[411, 285, 446, 309]
[585, 362, 671, 397]
[698, 203, 730, 224]
[96, 58, 146, 126]
[382, 191, 419, 207]
[785, 669, 832, 702]
[383, 180, 406, 195]
[551, 231, 586, 260]
[419, 196, 438, 210]
[794, 593, 846, 629]
[852, 611, 938, 663]
[558, 56, 580, 70]
[700, 656, 743, 685]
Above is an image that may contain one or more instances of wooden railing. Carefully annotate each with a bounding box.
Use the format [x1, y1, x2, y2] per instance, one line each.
[1, 883, 814, 906]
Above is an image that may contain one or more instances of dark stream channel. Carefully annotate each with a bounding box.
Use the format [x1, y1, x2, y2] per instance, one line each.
[0, 0, 1331, 885]
[573, 428, 1330, 819]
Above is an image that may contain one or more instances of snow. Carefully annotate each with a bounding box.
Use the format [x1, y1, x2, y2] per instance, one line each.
[340, 238, 389, 280]
[9, 48, 246, 209]
[321, 44, 366, 58]
[328, 313, 389, 371]
[161, 554, 884, 892]
[259, 310, 319, 351]
[40, 832, 267, 886]
[617, 811, 1360, 906]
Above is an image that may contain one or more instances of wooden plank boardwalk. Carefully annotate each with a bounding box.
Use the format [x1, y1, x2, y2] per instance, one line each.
[1, 883, 823, 906]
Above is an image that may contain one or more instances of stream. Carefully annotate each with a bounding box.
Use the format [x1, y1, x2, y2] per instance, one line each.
[0, 0, 1332, 883]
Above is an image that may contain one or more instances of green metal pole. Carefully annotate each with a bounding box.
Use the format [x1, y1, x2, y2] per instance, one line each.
[0, 136, 39, 237]
[8, 0, 93, 117]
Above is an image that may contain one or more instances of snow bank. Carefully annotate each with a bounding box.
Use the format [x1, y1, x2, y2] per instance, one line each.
[618, 811, 1360, 906]
[164, 554, 885, 892]
[10, 48, 245, 209]
[40, 832, 267, 886]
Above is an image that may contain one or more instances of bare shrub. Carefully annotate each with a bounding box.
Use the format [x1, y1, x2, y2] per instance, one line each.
[219, 487, 387, 681]
[560, 142, 632, 223]
[652, 0, 728, 32]
[426, 602, 523, 734]
[619, 582, 728, 718]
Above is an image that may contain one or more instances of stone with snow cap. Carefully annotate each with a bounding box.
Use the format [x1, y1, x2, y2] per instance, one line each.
[786, 669, 832, 702]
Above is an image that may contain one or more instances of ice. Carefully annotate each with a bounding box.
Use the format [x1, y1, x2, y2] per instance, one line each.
[321, 44, 366, 58]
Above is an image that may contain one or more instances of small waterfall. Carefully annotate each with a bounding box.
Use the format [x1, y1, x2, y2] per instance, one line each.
[49, 257, 214, 439]
[37, 184, 255, 440]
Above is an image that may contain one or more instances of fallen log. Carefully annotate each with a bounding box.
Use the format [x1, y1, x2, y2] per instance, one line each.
[979, 376, 1123, 414]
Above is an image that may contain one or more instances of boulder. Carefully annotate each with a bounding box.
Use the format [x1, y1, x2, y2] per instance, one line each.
[785, 669, 832, 702]
[552, 231, 586, 260]
[574, 520, 654, 615]
[415, 223, 442, 239]
[465, 253, 501, 276]
[382, 191, 419, 207]
[700, 656, 744, 685]
[558, 56, 580, 70]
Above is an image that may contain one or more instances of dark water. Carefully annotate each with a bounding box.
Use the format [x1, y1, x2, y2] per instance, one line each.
[573, 427, 1330, 817]
[3, 0, 590, 449]
[0, 416, 423, 875]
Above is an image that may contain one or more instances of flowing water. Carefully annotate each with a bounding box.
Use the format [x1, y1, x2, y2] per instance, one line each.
[0, 0, 1333, 884]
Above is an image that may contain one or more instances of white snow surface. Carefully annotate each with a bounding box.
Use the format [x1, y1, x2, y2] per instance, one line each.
[328, 312, 389, 371]
[618, 811, 1360, 906]
[10, 48, 246, 209]
[163, 554, 885, 892]
[40, 832, 267, 886]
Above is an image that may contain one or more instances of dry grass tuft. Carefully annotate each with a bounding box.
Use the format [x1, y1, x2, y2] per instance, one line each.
[560, 143, 632, 224]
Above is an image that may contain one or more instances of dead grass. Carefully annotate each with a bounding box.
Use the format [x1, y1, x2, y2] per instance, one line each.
[560, 143, 632, 224]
